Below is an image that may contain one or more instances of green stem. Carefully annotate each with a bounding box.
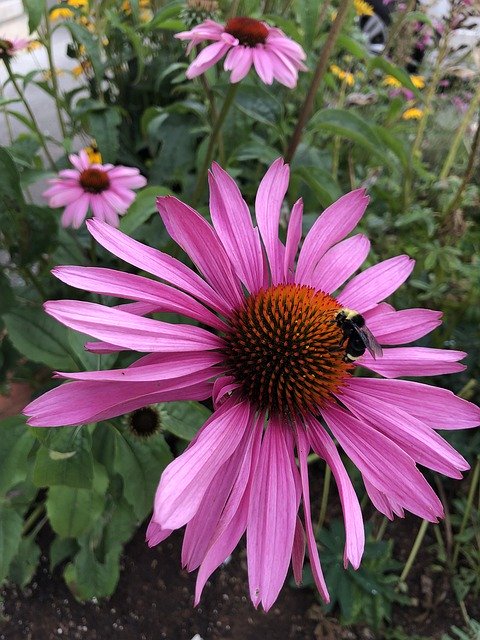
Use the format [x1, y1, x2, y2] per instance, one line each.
[285, 0, 352, 163]
[375, 516, 388, 542]
[452, 457, 480, 568]
[332, 78, 347, 179]
[439, 84, 480, 180]
[5, 60, 57, 170]
[315, 464, 331, 534]
[42, 10, 68, 139]
[399, 519, 429, 585]
[191, 82, 239, 207]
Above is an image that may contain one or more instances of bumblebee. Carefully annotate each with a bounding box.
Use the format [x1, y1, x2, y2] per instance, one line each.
[335, 308, 383, 362]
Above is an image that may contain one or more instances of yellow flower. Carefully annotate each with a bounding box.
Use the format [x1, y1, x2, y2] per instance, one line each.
[84, 144, 102, 164]
[27, 40, 42, 51]
[402, 107, 424, 120]
[42, 69, 64, 81]
[383, 75, 402, 88]
[410, 75, 425, 89]
[354, 0, 374, 16]
[330, 64, 355, 87]
[67, 0, 88, 6]
[72, 60, 91, 76]
[50, 7, 74, 20]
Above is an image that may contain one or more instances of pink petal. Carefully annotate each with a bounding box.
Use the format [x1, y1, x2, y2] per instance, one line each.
[52, 266, 227, 332]
[295, 425, 330, 601]
[255, 158, 289, 284]
[306, 416, 364, 569]
[252, 46, 274, 84]
[86, 219, 231, 315]
[153, 400, 251, 530]
[296, 190, 369, 283]
[284, 199, 303, 282]
[360, 347, 466, 377]
[338, 255, 415, 312]
[61, 194, 90, 229]
[247, 418, 298, 611]
[156, 196, 244, 310]
[47, 186, 84, 208]
[44, 300, 223, 353]
[309, 234, 370, 292]
[224, 46, 253, 83]
[208, 163, 266, 293]
[24, 377, 212, 427]
[186, 41, 230, 78]
[146, 520, 173, 547]
[291, 517, 306, 585]
[364, 308, 443, 344]
[346, 378, 480, 430]
[364, 478, 404, 520]
[322, 404, 444, 521]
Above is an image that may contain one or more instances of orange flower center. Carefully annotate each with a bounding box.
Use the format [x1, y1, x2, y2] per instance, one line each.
[79, 168, 110, 193]
[225, 17, 269, 47]
[224, 285, 351, 419]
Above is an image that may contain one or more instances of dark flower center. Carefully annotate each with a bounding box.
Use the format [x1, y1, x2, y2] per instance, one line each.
[225, 17, 269, 47]
[79, 168, 110, 193]
[223, 284, 351, 419]
[128, 407, 161, 438]
[0, 40, 13, 58]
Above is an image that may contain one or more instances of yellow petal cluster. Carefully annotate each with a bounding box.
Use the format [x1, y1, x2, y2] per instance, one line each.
[330, 64, 355, 87]
[354, 0, 374, 16]
[402, 107, 424, 120]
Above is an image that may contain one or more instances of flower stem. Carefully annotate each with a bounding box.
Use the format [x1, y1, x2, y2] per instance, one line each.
[452, 456, 480, 568]
[443, 111, 480, 219]
[315, 464, 331, 534]
[5, 60, 57, 170]
[191, 82, 239, 206]
[42, 8, 68, 140]
[439, 84, 480, 180]
[398, 519, 429, 585]
[375, 516, 389, 542]
[285, 0, 352, 164]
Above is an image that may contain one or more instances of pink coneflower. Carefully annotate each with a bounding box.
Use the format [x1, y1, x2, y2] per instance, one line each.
[175, 17, 307, 87]
[0, 36, 29, 59]
[25, 160, 480, 610]
[43, 150, 147, 228]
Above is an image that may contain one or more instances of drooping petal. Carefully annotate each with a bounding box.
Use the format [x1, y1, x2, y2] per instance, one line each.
[345, 378, 480, 430]
[252, 46, 274, 84]
[52, 266, 227, 331]
[186, 40, 231, 78]
[338, 255, 415, 312]
[86, 219, 231, 315]
[44, 300, 224, 353]
[360, 347, 466, 377]
[291, 517, 306, 585]
[247, 418, 298, 611]
[224, 46, 253, 83]
[322, 404, 444, 521]
[309, 234, 370, 293]
[146, 520, 173, 547]
[284, 198, 303, 282]
[153, 400, 251, 530]
[364, 308, 443, 344]
[306, 416, 364, 569]
[208, 163, 266, 293]
[255, 158, 289, 284]
[295, 425, 330, 601]
[156, 196, 244, 309]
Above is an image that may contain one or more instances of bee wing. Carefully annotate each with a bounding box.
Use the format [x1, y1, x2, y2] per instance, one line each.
[358, 326, 383, 359]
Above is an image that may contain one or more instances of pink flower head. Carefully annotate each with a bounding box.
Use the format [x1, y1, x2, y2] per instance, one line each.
[25, 160, 480, 610]
[0, 36, 29, 59]
[175, 17, 307, 87]
[43, 150, 147, 228]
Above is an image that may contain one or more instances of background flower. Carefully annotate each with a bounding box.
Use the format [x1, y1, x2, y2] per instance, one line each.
[25, 160, 480, 611]
[175, 17, 307, 87]
[43, 150, 146, 228]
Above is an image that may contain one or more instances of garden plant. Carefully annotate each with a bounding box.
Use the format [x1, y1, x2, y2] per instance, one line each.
[0, 0, 479, 638]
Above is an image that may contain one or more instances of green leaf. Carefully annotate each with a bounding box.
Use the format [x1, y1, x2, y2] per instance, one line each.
[372, 124, 409, 169]
[4, 307, 78, 370]
[46, 464, 107, 538]
[368, 57, 423, 101]
[0, 506, 24, 584]
[102, 498, 138, 551]
[33, 428, 94, 489]
[234, 84, 282, 126]
[50, 536, 78, 571]
[337, 33, 370, 61]
[7, 535, 41, 588]
[0, 415, 34, 496]
[119, 185, 172, 235]
[22, 0, 46, 33]
[67, 330, 118, 372]
[162, 401, 211, 441]
[310, 108, 389, 164]
[64, 22, 105, 82]
[87, 107, 121, 164]
[292, 166, 342, 208]
[0, 146, 25, 207]
[112, 426, 172, 520]
[64, 543, 121, 600]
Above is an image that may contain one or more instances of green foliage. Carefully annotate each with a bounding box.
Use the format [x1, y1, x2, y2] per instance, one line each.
[442, 619, 480, 640]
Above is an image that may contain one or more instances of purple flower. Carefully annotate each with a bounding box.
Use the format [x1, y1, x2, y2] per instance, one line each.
[25, 160, 480, 610]
[175, 17, 307, 87]
[0, 36, 29, 59]
[43, 150, 147, 228]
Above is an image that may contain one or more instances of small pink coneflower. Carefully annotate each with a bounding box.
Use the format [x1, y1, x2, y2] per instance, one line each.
[175, 17, 307, 87]
[25, 160, 480, 610]
[0, 36, 29, 60]
[43, 150, 147, 228]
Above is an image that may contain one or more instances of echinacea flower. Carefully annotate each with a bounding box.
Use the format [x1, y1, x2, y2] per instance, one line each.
[25, 160, 480, 610]
[0, 36, 29, 60]
[175, 17, 307, 87]
[43, 150, 146, 228]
